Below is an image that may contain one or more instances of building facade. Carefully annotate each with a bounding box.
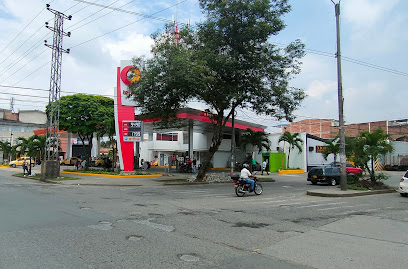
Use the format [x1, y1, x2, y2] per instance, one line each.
[283, 118, 408, 141]
[0, 109, 47, 162]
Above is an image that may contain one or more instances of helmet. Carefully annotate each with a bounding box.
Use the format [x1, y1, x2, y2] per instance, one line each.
[243, 163, 249, 168]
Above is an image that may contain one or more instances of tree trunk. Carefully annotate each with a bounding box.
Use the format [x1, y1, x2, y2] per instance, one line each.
[111, 139, 116, 170]
[287, 148, 291, 169]
[370, 157, 376, 183]
[196, 115, 225, 181]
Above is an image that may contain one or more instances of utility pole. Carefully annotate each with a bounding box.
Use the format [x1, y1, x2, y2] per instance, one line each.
[10, 97, 14, 112]
[332, 1, 347, 190]
[43, 4, 71, 180]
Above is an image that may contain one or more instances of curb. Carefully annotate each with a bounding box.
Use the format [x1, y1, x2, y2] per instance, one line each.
[307, 189, 396, 197]
[60, 171, 162, 178]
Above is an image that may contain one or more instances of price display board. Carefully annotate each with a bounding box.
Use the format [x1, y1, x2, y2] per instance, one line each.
[122, 120, 143, 142]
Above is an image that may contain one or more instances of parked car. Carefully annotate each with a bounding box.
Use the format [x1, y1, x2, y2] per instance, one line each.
[60, 157, 82, 166]
[399, 171, 408, 197]
[93, 158, 105, 167]
[9, 157, 35, 168]
[330, 162, 363, 175]
[307, 166, 342, 186]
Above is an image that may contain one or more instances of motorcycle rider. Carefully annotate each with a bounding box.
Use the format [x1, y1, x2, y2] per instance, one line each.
[240, 163, 255, 192]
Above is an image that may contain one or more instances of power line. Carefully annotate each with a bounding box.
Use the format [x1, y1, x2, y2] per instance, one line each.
[0, 3, 49, 58]
[69, 0, 190, 49]
[0, 1, 102, 82]
[0, 84, 116, 98]
[67, 0, 122, 31]
[70, 0, 181, 30]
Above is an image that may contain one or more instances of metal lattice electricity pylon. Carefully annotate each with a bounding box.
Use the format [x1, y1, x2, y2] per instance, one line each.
[44, 4, 71, 161]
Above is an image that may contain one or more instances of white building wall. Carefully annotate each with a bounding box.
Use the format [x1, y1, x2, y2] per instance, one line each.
[305, 134, 334, 169]
[268, 132, 331, 171]
[19, 111, 47, 124]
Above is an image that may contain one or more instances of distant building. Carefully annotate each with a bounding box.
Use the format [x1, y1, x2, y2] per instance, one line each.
[0, 109, 47, 162]
[282, 118, 408, 141]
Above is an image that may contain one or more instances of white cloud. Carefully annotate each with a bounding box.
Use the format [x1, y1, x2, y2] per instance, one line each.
[104, 33, 154, 60]
[342, 0, 399, 27]
[306, 80, 337, 98]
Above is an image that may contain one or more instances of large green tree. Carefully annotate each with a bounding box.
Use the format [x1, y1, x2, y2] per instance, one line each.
[130, 0, 305, 180]
[348, 129, 393, 182]
[57, 94, 114, 169]
[278, 131, 303, 169]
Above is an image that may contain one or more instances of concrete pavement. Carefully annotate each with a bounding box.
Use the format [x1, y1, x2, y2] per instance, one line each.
[260, 215, 408, 269]
[56, 170, 399, 198]
[6, 165, 398, 197]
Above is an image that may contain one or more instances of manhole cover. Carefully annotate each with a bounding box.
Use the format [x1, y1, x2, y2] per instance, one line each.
[126, 235, 144, 241]
[179, 254, 199, 262]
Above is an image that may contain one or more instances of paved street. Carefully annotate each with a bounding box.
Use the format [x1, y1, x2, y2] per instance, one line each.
[0, 167, 407, 268]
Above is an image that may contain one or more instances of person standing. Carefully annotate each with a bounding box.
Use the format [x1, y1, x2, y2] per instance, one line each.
[22, 159, 29, 177]
[252, 158, 257, 172]
[262, 159, 270, 175]
[192, 158, 197, 173]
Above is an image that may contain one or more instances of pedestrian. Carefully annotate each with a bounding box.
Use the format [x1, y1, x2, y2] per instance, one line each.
[262, 159, 266, 175]
[265, 158, 269, 175]
[22, 159, 29, 177]
[75, 159, 80, 170]
[252, 158, 257, 172]
[192, 158, 197, 173]
[262, 159, 269, 175]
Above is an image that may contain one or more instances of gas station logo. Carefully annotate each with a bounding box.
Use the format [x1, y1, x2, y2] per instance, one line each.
[120, 66, 141, 85]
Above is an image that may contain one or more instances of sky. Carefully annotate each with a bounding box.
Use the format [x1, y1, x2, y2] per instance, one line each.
[0, 0, 407, 133]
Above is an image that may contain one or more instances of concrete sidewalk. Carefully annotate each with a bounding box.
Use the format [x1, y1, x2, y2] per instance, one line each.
[260, 215, 408, 269]
[307, 188, 396, 197]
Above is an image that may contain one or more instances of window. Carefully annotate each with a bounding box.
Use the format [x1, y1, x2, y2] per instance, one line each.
[156, 133, 178, 141]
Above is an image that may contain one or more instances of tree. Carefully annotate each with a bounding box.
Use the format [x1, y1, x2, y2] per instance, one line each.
[0, 141, 11, 163]
[14, 135, 46, 174]
[239, 128, 270, 170]
[322, 138, 340, 163]
[97, 117, 117, 170]
[130, 0, 305, 180]
[278, 131, 303, 169]
[55, 94, 114, 170]
[348, 129, 393, 183]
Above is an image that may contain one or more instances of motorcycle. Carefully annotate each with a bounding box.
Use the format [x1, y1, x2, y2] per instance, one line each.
[232, 173, 263, 197]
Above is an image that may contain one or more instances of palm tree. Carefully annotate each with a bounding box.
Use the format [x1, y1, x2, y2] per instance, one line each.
[239, 129, 271, 170]
[322, 138, 340, 163]
[278, 131, 303, 169]
[0, 141, 12, 163]
[15, 135, 46, 174]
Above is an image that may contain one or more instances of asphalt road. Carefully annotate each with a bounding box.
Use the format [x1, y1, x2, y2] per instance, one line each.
[0, 168, 407, 268]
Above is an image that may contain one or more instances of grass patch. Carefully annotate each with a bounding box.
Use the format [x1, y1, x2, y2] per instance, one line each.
[346, 184, 369, 191]
[62, 169, 154, 176]
[347, 179, 391, 191]
[258, 178, 275, 182]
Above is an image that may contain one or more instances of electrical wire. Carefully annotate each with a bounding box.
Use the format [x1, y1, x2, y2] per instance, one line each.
[0, 3, 48, 59]
[69, 0, 190, 49]
[0, 1, 101, 83]
[66, 0, 122, 31]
